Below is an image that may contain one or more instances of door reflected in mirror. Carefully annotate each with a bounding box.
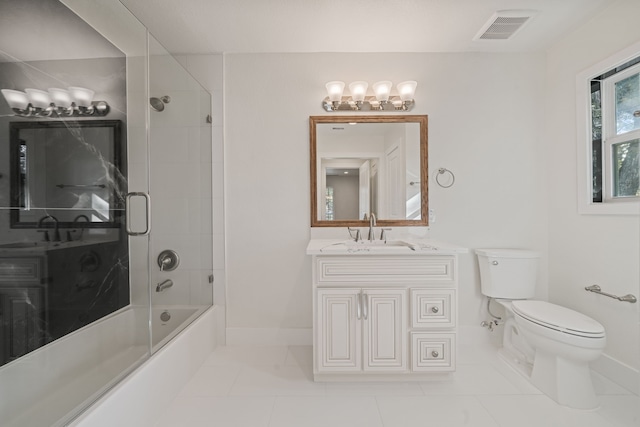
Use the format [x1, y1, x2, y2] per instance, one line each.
[310, 115, 428, 227]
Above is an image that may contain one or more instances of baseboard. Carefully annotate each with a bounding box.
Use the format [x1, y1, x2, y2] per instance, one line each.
[591, 353, 639, 395]
[215, 306, 226, 346]
[226, 327, 312, 346]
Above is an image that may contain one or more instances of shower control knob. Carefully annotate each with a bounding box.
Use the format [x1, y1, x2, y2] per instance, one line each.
[158, 249, 180, 271]
[431, 351, 439, 358]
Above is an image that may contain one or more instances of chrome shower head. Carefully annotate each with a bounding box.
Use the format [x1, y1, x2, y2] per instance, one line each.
[149, 95, 171, 112]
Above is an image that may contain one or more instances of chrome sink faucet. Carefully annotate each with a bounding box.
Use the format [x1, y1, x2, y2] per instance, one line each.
[72, 214, 90, 241]
[37, 215, 60, 242]
[367, 213, 376, 241]
[348, 227, 361, 242]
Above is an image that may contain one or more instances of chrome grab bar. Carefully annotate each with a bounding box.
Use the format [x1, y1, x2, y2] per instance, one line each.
[585, 284, 637, 303]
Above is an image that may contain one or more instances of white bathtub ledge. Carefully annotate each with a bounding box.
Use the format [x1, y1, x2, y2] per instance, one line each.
[69, 305, 222, 427]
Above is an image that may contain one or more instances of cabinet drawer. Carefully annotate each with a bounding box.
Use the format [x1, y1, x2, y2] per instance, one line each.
[411, 333, 455, 372]
[0, 258, 43, 284]
[411, 289, 456, 328]
[316, 256, 455, 285]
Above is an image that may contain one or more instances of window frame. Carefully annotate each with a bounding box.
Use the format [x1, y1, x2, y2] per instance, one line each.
[576, 41, 640, 215]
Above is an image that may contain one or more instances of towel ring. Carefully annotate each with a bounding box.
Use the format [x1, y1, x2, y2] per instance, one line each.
[435, 168, 455, 188]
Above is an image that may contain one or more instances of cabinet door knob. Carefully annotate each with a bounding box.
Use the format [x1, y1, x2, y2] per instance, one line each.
[431, 351, 439, 358]
[431, 306, 439, 313]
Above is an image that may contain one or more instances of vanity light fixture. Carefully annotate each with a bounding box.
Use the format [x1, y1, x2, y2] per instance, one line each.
[323, 80, 417, 112]
[1, 86, 110, 118]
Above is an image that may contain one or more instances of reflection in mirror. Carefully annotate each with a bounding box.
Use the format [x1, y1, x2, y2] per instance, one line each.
[10, 120, 124, 228]
[0, 0, 130, 373]
[310, 115, 428, 227]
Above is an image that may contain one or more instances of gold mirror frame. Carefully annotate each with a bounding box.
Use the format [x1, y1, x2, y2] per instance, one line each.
[310, 115, 428, 227]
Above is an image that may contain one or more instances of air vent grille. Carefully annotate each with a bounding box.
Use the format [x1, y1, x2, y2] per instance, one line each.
[474, 11, 536, 41]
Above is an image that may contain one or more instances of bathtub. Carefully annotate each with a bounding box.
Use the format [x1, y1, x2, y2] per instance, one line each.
[71, 304, 222, 426]
[0, 304, 216, 427]
[151, 305, 207, 351]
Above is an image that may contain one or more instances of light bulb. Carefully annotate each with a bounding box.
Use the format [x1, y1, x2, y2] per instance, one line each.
[372, 81, 392, 102]
[48, 88, 72, 107]
[348, 81, 368, 102]
[68, 86, 95, 107]
[325, 81, 345, 102]
[25, 88, 52, 109]
[396, 81, 417, 101]
[1, 89, 29, 109]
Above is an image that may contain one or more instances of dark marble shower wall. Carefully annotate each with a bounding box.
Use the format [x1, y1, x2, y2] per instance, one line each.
[0, 0, 131, 366]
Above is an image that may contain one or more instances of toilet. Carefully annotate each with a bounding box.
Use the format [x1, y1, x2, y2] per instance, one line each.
[476, 248, 606, 410]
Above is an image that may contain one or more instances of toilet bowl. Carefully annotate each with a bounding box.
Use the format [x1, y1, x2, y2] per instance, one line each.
[511, 300, 606, 410]
[476, 249, 607, 410]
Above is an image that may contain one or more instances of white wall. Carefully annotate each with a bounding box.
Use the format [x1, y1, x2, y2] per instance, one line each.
[545, 0, 640, 384]
[224, 52, 547, 334]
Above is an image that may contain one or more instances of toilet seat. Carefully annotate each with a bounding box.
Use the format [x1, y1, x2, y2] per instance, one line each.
[511, 300, 605, 338]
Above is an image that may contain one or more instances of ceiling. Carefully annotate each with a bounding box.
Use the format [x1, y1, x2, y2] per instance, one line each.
[0, 0, 123, 62]
[118, 0, 615, 54]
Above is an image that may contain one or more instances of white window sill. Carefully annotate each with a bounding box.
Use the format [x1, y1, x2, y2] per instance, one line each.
[578, 199, 640, 215]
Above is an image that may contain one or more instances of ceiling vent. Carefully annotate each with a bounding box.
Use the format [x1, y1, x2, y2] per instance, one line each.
[474, 10, 537, 41]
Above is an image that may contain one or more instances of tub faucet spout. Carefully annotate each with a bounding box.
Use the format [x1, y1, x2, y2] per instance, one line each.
[156, 279, 173, 292]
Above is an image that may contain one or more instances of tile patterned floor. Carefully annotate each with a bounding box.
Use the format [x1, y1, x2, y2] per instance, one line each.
[155, 344, 639, 427]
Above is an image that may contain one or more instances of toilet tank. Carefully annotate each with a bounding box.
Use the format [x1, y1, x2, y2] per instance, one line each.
[476, 249, 539, 299]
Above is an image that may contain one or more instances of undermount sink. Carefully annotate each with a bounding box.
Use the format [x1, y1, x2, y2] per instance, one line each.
[345, 240, 414, 249]
[0, 241, 66, 249]
[0, 242, 44, 248]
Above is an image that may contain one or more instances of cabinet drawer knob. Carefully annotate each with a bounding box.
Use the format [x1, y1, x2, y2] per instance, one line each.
[431, 306, 439, 313]
[431, 351, 439, 358]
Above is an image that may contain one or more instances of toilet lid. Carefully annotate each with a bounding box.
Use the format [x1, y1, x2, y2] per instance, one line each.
[511, 300, 605, 338]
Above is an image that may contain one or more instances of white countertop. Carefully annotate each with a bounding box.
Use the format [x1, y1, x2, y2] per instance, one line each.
[306, 238, 468, 256]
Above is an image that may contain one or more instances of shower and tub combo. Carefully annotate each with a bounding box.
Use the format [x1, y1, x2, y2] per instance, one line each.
[0, 0, 218, 425]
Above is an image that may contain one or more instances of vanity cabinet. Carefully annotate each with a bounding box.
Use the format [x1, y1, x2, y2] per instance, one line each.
[46, 241, 128, 340]
[317, 288, 407, 372]
[0, 256, 46, 365]
[308, 245, 461, 381]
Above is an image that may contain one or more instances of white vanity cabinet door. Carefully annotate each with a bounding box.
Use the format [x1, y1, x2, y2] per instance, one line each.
[316, 288, 407, 373]
[363, 289, 407, 371]
[316, 289, 362, 372]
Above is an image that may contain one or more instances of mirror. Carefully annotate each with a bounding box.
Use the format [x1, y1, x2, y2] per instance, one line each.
[10, 120, 124, 228]
[310, 115, 428, 227]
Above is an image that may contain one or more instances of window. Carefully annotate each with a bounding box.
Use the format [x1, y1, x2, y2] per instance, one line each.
[592, 58, 640, 203]
[578, 45, 640, 215]
[325, 186, 334, 221]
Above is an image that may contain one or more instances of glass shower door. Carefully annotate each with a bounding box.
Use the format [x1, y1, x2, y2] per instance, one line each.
[0, 0, 152, 425]
[148, 35, 213, 351]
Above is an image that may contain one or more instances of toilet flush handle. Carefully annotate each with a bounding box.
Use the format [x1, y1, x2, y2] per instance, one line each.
[491, 260, 499, 266]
